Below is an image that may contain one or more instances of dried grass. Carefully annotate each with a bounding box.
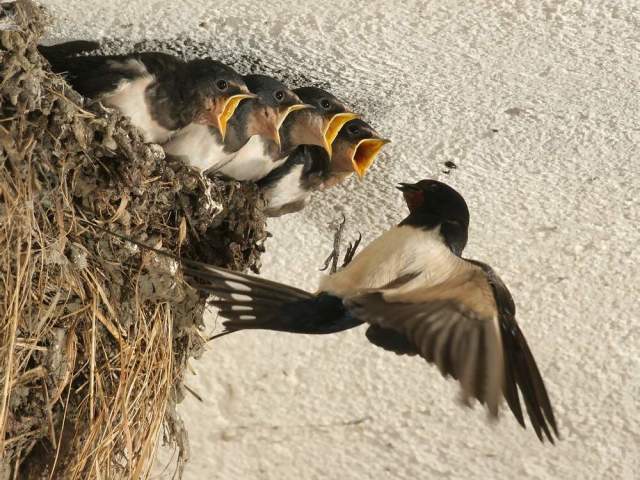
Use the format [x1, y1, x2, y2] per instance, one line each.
[0, 1, 266, 478]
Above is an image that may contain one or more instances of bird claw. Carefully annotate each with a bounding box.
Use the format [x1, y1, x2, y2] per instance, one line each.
[320, 214, 346, 274]
[320, 215, 360, 273]
[320, 252, 336, 273]
[342, 232, 362, 268]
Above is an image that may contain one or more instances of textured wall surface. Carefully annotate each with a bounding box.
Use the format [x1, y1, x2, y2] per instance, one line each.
[41, 1, 640, 479]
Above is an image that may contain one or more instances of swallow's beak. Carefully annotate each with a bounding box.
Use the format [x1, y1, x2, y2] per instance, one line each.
[323, 112, 359, 157]
[396, 182, 419, 192]
[350, 138, 390, 178]
[278, 103, 312, 128]
[397, 182, 423, 211]
[265, 103, 311, 149]
[214, 93, 256, 140]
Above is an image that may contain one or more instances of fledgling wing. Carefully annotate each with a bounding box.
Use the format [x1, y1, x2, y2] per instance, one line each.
[38, 40, 101, 59]
[40, 51, 141, 98]
[40, 44, 184, 99]
[346, 264, 558, 443]
[182, 260, 362, 335]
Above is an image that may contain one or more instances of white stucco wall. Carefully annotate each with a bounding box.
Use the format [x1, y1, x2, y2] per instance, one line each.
[41, 1, 640, 479]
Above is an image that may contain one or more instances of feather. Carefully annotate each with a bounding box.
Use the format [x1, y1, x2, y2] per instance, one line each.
[346, 259, 557, 437]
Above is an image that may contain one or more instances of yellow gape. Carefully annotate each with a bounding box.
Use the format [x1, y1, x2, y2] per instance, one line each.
[351, 138, 390, 178]
[217, 93, 256, 140]
[323, 112, 359, 156]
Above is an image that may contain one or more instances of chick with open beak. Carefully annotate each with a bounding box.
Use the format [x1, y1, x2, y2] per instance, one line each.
[195, 88, 256, 142]
[161, 64, 265, 171]
[185, 60, 255, 142]
[163, 74, 302, 174]
[290, 86, 359, 156]
[212, 75, 310, 181]
[39, 43, 251, 146]
[259, 101, 387, 217]
[142, 59, 250, 146]
[323, 118, 390, 189]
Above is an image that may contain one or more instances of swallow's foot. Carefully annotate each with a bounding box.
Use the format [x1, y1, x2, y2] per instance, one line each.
[342, 232, 362, 268]
[321, 214, 347, 274]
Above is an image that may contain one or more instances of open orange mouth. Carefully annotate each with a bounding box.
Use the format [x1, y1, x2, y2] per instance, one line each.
[271, 103, 311, 148]
[277, 103, 311, 128]
[216, 93, 255, 140]
[323, 112, 359, 156]
[351, 138, 390, 177]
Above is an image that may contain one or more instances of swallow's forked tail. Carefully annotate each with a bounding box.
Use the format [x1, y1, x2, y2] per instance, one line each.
[182, 260, 362, 336]
[77, 222, 362, 337]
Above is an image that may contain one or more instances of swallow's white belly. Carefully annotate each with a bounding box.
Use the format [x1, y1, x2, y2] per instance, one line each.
[319, 225, 462, 296]
[263, 162, 305, 212]
[163, 124, 231, 171]
[103, 73, 171, 144]
[217, 136, 285, 181]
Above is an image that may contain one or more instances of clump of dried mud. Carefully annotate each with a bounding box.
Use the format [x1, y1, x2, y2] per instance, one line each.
[0, 1, 266, 478]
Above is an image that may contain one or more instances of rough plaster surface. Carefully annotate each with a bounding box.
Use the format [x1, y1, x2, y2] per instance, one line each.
[41, 1, 640, 479]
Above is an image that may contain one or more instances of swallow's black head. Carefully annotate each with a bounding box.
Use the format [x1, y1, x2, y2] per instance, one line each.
[293, 87, 347, 116]
[188, 59, 247, 97]
[183, 59, 254, 138]
[279, 86, 356, 157]
[243, 74, 300, 108]
[222, 75, 306, 153]
[398, 180, 470, 255]
[336, 118, 379, 143]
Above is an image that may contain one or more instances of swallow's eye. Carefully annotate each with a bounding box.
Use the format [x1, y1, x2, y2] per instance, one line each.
[216, 80, 228, 91]
[347, 124, 360, 135]
[320, 99, 331, 109]
[274, 90, 285, 102]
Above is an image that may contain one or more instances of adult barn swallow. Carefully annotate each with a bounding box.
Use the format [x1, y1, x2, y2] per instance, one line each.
[39, 43, 252, 144]
[164, 75, 306, 178]
[181, 180, 558, 442]
[259, 117, 388, 217]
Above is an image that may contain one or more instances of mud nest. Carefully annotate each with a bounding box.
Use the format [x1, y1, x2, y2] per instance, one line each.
[0, 1, 267, 478]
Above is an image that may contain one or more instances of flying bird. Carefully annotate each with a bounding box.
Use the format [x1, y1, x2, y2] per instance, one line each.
[39, 42, 253, 144]
[259, 117, 388, 216]
[165, 74, 307, 179]
[179, 179, 558, 442]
